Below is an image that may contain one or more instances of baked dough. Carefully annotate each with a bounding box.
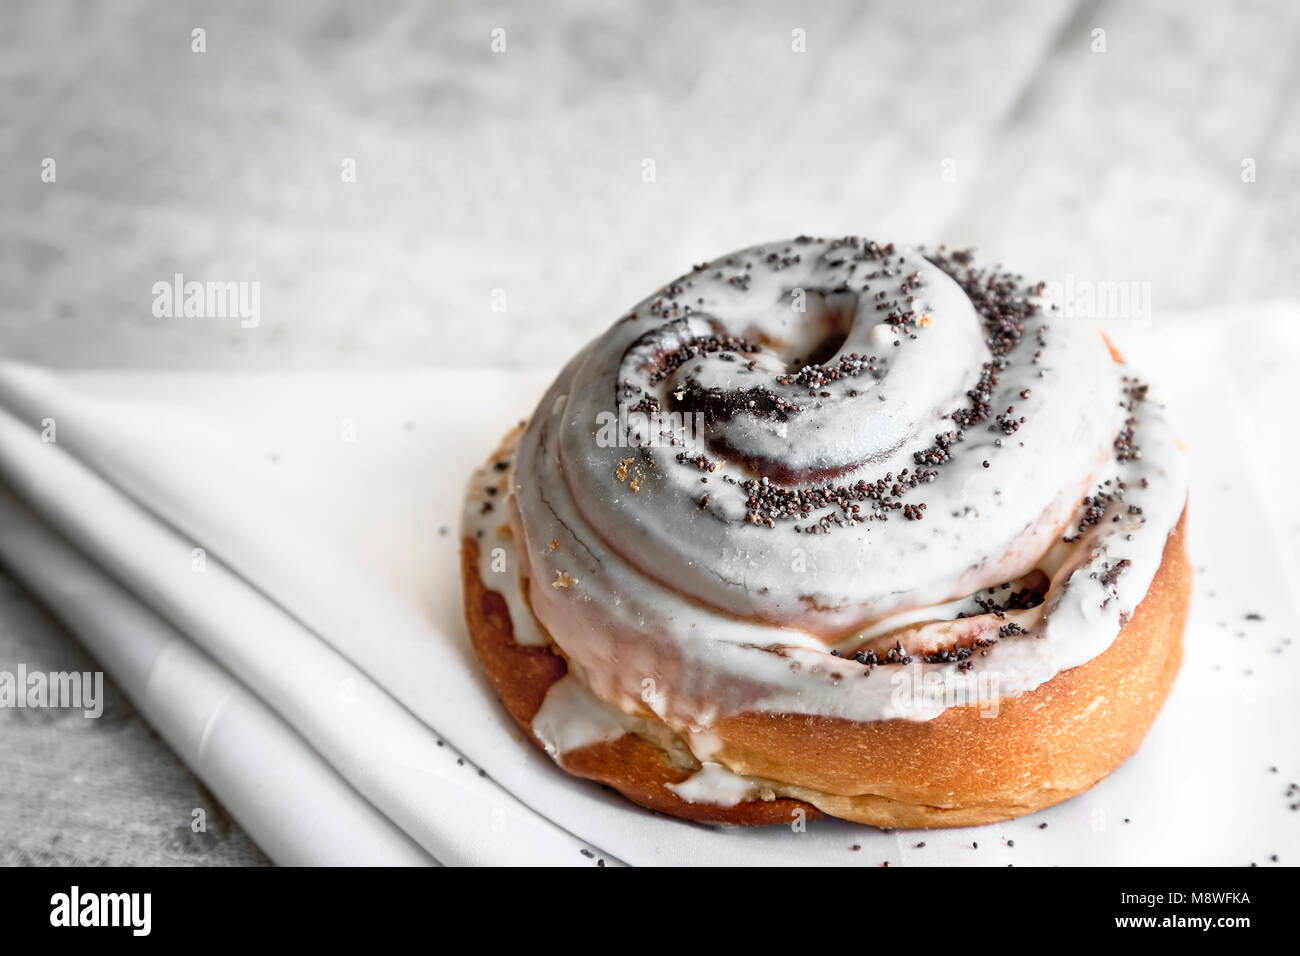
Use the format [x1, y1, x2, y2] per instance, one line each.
[460, 238, 1191, 827]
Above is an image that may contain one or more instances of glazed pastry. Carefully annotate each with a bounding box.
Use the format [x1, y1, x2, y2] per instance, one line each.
[462, 237, 1189, 828]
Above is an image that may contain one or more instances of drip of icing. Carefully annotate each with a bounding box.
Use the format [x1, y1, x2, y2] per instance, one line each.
[667, 762, 763, 808]
[530, 674, 636, 758]
[461, 449, 547, 646]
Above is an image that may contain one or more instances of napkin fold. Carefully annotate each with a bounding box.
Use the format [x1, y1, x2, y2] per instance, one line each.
[0, 369, 611, 866]
[0, 302, 1296, 866]
[0, 485, 431, 866]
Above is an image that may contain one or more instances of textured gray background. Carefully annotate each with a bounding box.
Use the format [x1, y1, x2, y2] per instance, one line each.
[2, 0, 1297, 865]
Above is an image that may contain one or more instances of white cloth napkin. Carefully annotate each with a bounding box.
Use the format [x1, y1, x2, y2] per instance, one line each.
[0, 303, 1297, 866]
[0, 485, 432, 866]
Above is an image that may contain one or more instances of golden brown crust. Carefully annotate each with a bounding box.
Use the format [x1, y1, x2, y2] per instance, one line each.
[462, 502, 1190, 828]
[462, 537, 819, 825]
[711, 513, 1190, 826]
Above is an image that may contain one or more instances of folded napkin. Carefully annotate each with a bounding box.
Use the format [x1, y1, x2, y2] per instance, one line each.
[0, 303, 1296, 866]
[0, 485, 432, 866]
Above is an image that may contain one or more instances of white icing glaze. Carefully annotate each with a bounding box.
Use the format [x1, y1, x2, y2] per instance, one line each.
[466, 238, 1188, 747]
[463, 450, 547, 646]
[666, 762, 763, 808]
[530, 674, 636, 758]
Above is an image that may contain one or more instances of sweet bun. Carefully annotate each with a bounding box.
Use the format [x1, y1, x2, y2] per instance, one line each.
[462, 237, 1190, 827]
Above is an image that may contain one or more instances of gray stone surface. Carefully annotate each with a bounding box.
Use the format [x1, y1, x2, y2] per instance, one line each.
[4, 1, 1297, 372]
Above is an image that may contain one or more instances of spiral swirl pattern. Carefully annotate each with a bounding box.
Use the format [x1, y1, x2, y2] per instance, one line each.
[499, 237, 1185, 726]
